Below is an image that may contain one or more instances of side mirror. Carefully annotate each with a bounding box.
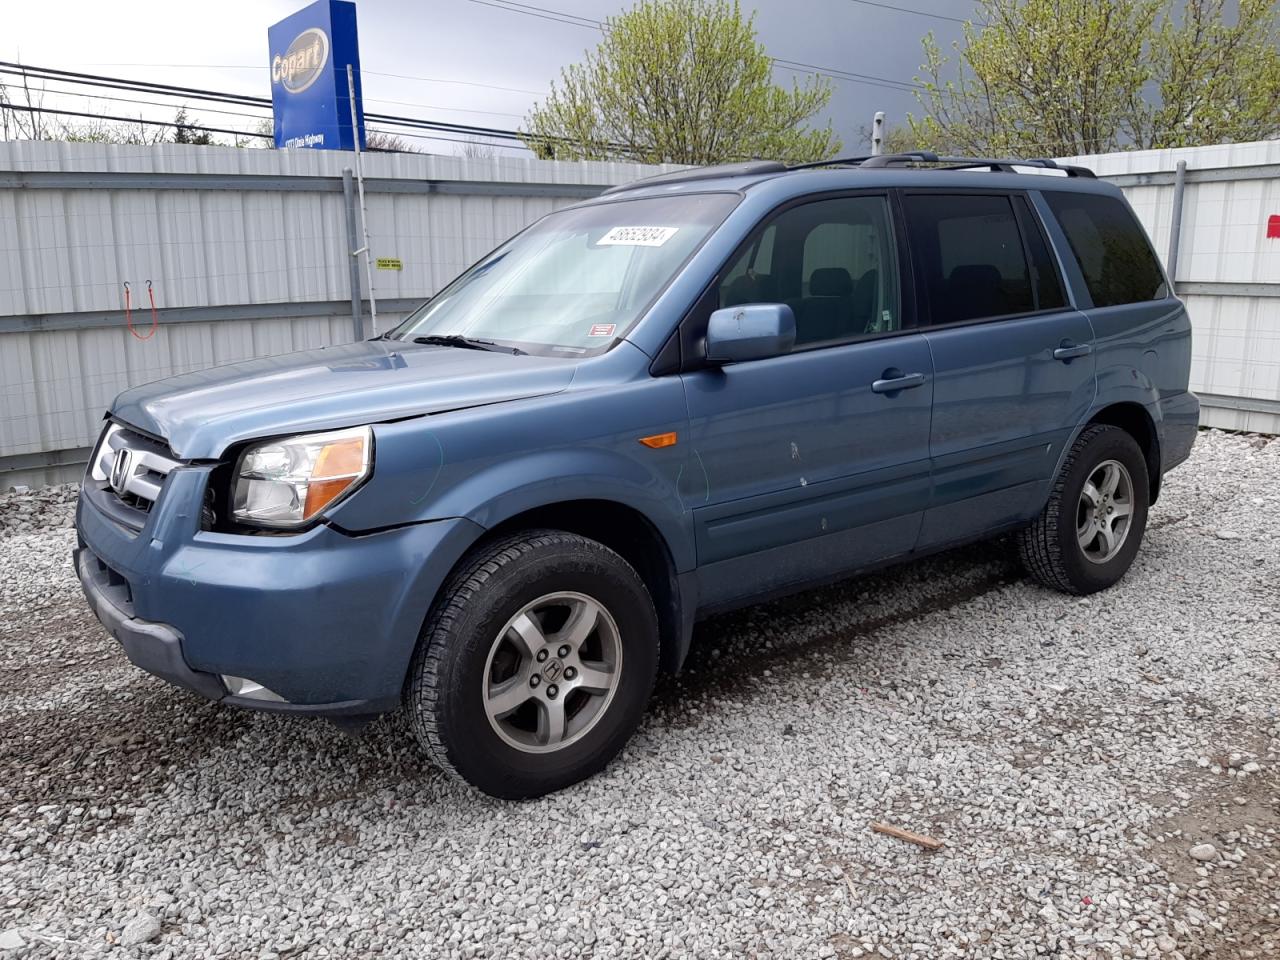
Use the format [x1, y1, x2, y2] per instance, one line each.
[705, 303, 796, 364]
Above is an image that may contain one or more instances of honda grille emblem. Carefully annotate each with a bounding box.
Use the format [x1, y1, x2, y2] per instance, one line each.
[110, 448, 133, 494]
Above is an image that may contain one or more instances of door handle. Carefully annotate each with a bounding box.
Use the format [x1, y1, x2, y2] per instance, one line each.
[871, 371, 927, 394]
[1053, 341, 1093, 362]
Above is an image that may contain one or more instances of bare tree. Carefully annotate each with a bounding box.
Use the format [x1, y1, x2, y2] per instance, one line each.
[56, 116, 168, 145]
[365, 130, 422, 153]
[456, 137, 497, 160]
[0, 69, 50, 141]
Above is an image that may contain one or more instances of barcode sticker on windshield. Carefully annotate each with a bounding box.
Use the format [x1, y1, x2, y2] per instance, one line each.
[597, 226, 679, 247]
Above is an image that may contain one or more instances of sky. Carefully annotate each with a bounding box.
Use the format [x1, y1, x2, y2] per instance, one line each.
[1, 0, 982, 156]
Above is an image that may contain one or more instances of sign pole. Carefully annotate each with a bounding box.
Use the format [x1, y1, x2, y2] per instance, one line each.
[341, 168, 365, 340]
[347, 63, 377, 335]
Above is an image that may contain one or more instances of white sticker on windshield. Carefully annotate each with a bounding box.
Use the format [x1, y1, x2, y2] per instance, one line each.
[597, 226, 679, 247]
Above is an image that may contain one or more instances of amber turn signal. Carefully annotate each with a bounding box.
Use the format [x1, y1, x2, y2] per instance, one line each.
[638, 432, 678, 449]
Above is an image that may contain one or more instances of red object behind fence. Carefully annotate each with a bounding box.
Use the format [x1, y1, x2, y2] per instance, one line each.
[1268, 215, 1280, 239]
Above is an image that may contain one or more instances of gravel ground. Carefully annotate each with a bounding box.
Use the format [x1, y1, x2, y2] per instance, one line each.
[1, 429, 1277, 960]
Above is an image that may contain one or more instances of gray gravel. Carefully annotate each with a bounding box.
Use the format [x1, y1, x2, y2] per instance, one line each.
[1, 429, 1277, 959]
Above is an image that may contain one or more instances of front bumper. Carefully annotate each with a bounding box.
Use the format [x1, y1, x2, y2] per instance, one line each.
[75, 463, 483, 715]
[75, 547, 227, 701]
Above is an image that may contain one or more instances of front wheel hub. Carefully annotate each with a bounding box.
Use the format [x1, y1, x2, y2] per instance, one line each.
[480, 592, 623, 754]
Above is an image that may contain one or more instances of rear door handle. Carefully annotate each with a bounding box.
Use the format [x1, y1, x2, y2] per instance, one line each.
[1053, 341, 1093, 362]
[871, 371, 927, 394]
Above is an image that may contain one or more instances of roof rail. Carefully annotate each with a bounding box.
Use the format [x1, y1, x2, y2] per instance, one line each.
[860, 152, 1096, 178]
[786, 154, 876, 170]
[600, 160, 788, 195]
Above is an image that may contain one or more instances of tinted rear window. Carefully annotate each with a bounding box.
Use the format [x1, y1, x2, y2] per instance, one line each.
[903, 194, 1035, 324]
[1044, 192, 1168, 307]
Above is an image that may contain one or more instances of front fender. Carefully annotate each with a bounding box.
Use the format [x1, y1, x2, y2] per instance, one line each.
[325, 376, 695, 571]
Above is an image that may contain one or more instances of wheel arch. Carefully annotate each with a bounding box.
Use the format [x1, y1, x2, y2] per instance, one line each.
[1086, 401, 1162, 502]
[442, 498, 692, 676]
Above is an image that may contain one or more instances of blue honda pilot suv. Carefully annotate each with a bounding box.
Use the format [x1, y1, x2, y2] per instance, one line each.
[76, 153, 1200, 798]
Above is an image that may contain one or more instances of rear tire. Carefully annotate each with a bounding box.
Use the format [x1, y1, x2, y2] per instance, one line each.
[1017, 424, 1150, 595]
[405, 529, 658, 799]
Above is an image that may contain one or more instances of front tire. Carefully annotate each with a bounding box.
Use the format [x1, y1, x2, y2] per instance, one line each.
[406, 530, 659, 799]
[1017, 424, 1150, 595]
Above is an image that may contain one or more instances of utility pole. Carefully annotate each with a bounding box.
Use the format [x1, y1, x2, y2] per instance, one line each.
[871, 111, 885, 156]
[347, 64, 377, 336]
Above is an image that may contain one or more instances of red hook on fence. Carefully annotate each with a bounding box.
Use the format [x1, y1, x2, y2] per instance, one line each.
[123, 280, 158, 341]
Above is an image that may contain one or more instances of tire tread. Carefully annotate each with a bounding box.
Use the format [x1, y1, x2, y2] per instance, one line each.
[406, 529, 654, 789]
[1016, 424, 1117, 595]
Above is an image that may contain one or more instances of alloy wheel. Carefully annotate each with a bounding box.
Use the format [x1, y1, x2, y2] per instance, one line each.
[481, 591, 623, 754]
[1076, 458, 1134, 564]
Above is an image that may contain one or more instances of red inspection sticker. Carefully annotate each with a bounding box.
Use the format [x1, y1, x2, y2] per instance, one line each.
[588, 323, 616, 337]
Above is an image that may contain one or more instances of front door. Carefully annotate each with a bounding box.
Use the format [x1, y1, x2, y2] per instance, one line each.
[679, 194, 934, 611]
[900, 191, 1097, 549]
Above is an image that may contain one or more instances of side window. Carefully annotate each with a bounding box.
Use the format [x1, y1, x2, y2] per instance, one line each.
[1014, 196, 1067, 311]
[904, 193, 1035, 325]
[719, 196, 899, 345]
[1044, 192, 1168, 307]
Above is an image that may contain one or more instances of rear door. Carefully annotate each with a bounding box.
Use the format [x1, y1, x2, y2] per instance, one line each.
[680, 193, 934, 610]
[901, 190, 1097, 549]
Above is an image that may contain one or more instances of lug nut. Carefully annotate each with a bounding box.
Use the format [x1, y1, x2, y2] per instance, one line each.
[557, 644, 570, 658]
[547, 684, 558, 699]
[530, 675, 541, 687]
[564, 666, 577, 680]
[536, 649, 549, 662]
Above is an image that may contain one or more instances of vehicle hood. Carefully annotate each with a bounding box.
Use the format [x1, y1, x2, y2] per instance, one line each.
[110, 340, 577, 459]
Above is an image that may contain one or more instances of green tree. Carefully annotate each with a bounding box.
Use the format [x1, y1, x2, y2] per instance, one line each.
[172, 106, 214, 146]
[523, 0, 839, 165]
[909, 0, 1280, 158]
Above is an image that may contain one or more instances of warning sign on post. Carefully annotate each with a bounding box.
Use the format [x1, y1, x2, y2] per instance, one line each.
[376, 257, 403, 270]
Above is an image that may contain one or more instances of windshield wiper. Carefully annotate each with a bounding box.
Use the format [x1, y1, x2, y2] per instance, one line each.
[412, 334, 524, 355]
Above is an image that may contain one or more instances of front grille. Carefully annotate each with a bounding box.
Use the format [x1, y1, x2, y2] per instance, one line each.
[89, 423, 183, 514]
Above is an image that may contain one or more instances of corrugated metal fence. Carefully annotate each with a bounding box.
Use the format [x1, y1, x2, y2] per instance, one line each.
[1061, 140, 1280, 433]
[0, 142, 673, 487]
[1, 139, 1277, 488]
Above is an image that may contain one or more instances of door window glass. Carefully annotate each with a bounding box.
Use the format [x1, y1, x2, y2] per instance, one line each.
[904, 194, 1036, 324]
[1044, 192, 1168, 306]
[720, 197, 899, 344]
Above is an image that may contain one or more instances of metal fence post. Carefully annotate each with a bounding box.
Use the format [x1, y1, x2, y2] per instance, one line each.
[1167, 159, 1187, 283]
[871, 112, 885, 156]
[342, 168, 365, 340]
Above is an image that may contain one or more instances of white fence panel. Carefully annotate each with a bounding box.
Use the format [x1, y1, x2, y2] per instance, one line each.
[1062, 141, 1280, 433]
[0, 142, 674, 486]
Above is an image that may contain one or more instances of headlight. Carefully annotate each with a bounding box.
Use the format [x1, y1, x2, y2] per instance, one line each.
[232, 426, 372, 528]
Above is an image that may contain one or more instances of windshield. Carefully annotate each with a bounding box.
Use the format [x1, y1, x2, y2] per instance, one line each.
[390, 193, 739, 357]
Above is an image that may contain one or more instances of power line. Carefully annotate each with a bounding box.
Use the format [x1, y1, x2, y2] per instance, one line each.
[0, 82, 273, 127]
[0, 98, 526, 153]
[0, 102, 271, 140]
[0, 61, 607, 152]
[772, 60, 923, 93]
[846, 0, 971, 24]
[79, 62, 548, 96]
[465, 0, 932, 94]
[469, 0, 602, 29]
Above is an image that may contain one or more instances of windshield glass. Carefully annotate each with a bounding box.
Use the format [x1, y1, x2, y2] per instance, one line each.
[390, 193, 739, 356]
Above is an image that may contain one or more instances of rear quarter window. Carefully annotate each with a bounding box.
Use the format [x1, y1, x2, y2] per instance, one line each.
[1044, 192, 1168, 307]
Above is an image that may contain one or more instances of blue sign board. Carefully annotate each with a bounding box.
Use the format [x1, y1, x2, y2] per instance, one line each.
[268, 0, 365, 151]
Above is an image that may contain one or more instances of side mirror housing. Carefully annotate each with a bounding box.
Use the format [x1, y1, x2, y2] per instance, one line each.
[705, 303, 796, 364]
